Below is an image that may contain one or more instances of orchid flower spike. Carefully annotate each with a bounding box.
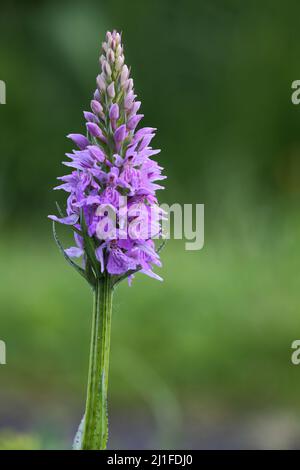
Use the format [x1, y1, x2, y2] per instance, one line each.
[48, 30, 166, 451]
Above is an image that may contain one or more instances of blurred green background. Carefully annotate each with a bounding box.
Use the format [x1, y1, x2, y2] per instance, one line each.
[1, 0, 300, 449]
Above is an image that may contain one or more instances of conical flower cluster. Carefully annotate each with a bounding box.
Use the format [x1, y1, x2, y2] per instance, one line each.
[49, 30, 166, 282]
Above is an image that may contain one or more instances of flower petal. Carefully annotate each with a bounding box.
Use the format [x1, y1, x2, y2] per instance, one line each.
[65, 247, 84, 257]
[48, 214, 79, 225]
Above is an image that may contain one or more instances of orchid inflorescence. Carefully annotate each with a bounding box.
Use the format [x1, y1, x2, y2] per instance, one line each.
[49, 30, 166, 287]
[49, 30, 166, 450]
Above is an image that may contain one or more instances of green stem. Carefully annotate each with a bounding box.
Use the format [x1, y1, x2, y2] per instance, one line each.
[81, 275, 113, 450]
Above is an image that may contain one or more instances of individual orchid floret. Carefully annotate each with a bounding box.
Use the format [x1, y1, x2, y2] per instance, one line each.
[67, 133, 89, 150]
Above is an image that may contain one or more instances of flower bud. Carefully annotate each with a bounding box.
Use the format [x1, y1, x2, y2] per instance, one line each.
[67, 133, 89, 150]
[125, 78, 134, 93]
[86, 122, 103, 139]
[114, 124, 126, 143]
[115, 55, 124, 70]
[127, 114, 144, 131]
[120, 65, 129, 85]
[128, 101, 141, 116]
[116, 44, 123, 56]
[94, 89, 101, 101]
[109, 103, 119, 121]
[114, 32, 121, 44]
[124, 91, 135, 110]
[107, 49, 115, 63]
[91, 99, 103, 114]
[97, 74, 106, 92]
[102, 61, 111, 78]
[99, 54, 106, 66]
[107, 82, 115, 99]
[84, 111, 99, 123]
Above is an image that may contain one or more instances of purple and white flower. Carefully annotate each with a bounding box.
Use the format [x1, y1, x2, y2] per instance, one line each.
[49, 30, 166, 283]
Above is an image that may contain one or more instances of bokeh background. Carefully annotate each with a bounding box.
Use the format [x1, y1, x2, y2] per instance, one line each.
[1, 0, 300, 449]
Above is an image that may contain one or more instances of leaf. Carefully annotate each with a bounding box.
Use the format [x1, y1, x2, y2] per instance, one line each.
[55, 201, 65, 218]
[80, 208, 101, 278]
[157, 238, 167, 254]
[52, 221, 92, 285]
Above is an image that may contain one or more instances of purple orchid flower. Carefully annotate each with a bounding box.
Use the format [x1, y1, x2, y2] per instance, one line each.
[49, 30, 166, 451]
